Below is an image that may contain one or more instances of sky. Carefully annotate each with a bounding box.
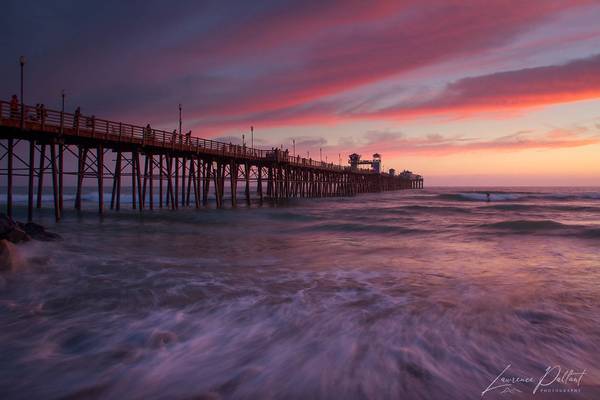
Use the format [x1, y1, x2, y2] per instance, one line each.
[1, 0, 599, 186]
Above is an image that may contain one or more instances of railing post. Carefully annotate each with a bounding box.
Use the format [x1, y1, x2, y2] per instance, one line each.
[118, 122, 122, 141]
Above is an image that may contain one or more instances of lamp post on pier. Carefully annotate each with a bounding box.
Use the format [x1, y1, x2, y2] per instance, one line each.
[19, 56, 25, 128]
[178, 103, 182, 135]
[251, 126, 254, 148]
[293, 139, 295, 157]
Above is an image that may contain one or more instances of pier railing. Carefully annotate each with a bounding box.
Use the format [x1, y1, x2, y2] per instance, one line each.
[0, 100, 372, 173]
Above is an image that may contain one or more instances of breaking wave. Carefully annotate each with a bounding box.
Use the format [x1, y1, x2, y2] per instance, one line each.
[481, 219, 600, 238]
[438, 191, 600, 202]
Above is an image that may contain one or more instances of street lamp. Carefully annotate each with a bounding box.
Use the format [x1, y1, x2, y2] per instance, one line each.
[242, 133, 245, 147]
[61, 89, 65, 112]
[19, 56, 25, 126]
[251, 126, 254, 148]
[319, 147, 322, 162]
[178, 103, 182, 135]
[292, 139, 295, 157]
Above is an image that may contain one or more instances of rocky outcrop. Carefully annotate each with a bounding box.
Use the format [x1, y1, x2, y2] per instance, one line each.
[17, 221, 62, 242]
[0, 214, 61, 243]
[0, 213, 61, 271]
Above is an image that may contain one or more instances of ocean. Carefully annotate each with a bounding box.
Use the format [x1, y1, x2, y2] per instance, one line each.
[0, 187, 599, 399]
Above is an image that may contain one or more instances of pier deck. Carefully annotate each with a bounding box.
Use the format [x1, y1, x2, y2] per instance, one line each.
[0, 101, 423, 221]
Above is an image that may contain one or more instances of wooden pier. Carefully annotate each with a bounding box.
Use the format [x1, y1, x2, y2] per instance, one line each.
[0, 100, 423, 221]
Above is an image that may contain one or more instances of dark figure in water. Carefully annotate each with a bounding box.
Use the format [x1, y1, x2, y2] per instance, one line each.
[486, 192, 491, 202]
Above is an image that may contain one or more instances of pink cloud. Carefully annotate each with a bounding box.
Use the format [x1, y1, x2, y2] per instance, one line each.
[365, 53, 600, 119]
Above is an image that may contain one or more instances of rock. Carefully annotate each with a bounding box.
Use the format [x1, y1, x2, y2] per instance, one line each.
[0, 213, 60, 243]
[0, 213, 16, 236]
[5, 226, 30, 244]
[0, 239, 24, 272]
[18, 222, 61, 241]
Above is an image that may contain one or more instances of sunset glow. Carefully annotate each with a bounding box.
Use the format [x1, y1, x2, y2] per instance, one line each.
[2, 0, 599, 185]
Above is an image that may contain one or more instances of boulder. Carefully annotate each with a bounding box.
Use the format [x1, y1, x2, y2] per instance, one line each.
[18, 222, 61, 241]
[0, 239, 24, 272]
[0, 213, 16, 236]
[5, 226, 30, 243]
[0, 213, 61, 243]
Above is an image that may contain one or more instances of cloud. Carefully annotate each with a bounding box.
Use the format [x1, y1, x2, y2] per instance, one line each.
[363, 53, 600, 119]
[2, 0, 593, 131]
[317, 125, 600, 157]
[189, 52, 600, 134]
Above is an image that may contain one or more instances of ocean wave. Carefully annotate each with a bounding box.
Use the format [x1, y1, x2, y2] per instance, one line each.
[438, 193, 526, 202]
[483, 219, 568, 231]
[438, 191, 600, 202]
[396, 205, 472, 214]
[304, 222, 423, 235]
[481, 203, 600, 213]
[481, 219, 600, 238]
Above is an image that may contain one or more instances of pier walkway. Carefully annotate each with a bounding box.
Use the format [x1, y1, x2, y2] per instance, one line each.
[0, 100, 423, 221]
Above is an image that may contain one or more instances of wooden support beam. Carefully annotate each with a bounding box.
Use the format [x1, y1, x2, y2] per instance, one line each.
[181, 156, 186, 207]
[230, 162, 237, 207]
[213, 162, 221, 208]
[257, 165, 263, 204]
[131, 152, 137, 210]
[112, 151, 122, 210]
[37, 144, 46, 209]
[142, 155, 149, 209]
[6, 138, 13, 218]
[50, 142, 61, 221]
[186, 158, 193, 207]
[97, 145, 104, 215]
[75, 147, 88, 210]
[159, 154, 163, 209]
[195, 156, 202, 208]
[203, 161, 211, 206]
[58, 143, 64, 214]
[27, 140, 35, 221]
[134, 151, 143, 211]
[245, 163, 250, 205]
[149, 154, 154, 210]
[174, 156, 179, 209]
[166, 156, 176, 210]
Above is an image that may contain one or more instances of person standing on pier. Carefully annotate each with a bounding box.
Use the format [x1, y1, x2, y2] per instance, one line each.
[10, 95, 19, 119]
[171, 129, 177, 143]
[73, 107, 81, 128]
[145, 124, 153, 141]
[186, 130, 191, 145]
